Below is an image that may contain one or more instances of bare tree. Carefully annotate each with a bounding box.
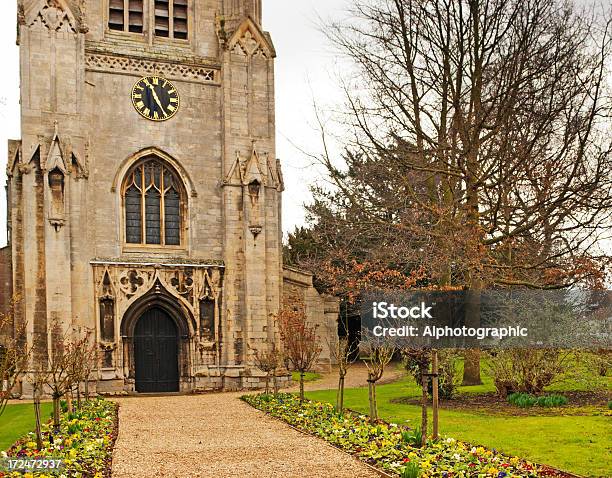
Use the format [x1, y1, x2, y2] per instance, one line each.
[0, 296, 29, 417]
[277, 301, 322, 401]
[328, 332, 358, 412]
[252, 341, 282, 395]
[291, 0, 612, 385]
[47, 321, 93, 430]
[362, 342, 394, 421]
[67, 327, 97, 408]
[29, 365, 49, 450]
[402, 348, 432, 445]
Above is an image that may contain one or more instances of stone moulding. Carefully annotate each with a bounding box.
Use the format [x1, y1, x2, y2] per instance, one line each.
[84, 52, 220, 85]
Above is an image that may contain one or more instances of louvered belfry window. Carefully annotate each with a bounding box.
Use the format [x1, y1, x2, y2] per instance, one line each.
[123, 157, 184, 247]
[109, 1, 187, 38]
[109, 0, 144, 33]
[155, 0, 188, 39]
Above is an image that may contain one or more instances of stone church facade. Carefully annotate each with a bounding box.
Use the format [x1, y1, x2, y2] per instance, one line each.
[1, 0, 338, 394]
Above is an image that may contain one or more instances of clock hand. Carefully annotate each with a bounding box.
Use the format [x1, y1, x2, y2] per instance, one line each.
[147, 84, 168, 116]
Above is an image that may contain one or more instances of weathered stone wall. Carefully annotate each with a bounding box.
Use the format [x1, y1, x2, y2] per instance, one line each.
[283, 266, 339, 372]
[0, 246, 12, 317]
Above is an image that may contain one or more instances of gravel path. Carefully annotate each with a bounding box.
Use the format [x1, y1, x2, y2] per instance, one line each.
[289, 362, 406, 392]
[111, 393, 379, 478]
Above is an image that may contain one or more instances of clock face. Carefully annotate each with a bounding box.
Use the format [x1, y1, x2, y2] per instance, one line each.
[132, 76, 180, 122]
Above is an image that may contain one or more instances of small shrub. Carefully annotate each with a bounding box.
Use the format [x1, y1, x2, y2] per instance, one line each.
[403, 350, 460, 399]
[401, 461, 421, 478]
[508, 392, 568, 408]
[607, 401, 612, 410]
[487, 349, 567, 397]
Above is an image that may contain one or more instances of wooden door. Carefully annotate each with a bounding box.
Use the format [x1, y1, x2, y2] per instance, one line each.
[134, 307, 179, 393]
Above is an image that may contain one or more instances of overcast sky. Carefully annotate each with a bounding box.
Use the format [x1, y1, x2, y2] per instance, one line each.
[0, 0, 349, 248]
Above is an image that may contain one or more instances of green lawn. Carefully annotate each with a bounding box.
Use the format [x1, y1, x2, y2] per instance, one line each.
[307, 364, 611, 478]
[0, 403, 53, 451]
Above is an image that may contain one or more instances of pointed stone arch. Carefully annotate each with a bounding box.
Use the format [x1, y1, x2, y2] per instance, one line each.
[120, 281, 195, 387]
[112, 147, 197, 198]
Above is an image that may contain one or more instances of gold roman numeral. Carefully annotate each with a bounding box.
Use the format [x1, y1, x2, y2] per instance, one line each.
[167, 105, 176, 112]
[143, 107, 151, 117]
[152, 77, 159, 85]
[153, 111, 160, 120]
[169, 97, 178, 104]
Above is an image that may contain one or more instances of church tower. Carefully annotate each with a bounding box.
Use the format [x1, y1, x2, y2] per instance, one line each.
[6, 0, 289, 392]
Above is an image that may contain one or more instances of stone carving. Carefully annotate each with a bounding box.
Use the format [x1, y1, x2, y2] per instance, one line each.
[169, 269, 195, 304]
[100, 271, 114, 299]
[29, 0, 76, 33]
[94, 262, 223, 317]
[227, 19, 273, 59]
[17, 2, 26, 26]
[231, 30, 268, 58]
[85, 53, 218, 84]
[119, 269, 148, 298]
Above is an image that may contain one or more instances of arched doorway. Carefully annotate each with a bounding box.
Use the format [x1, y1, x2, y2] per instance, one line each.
[134, 307, 180, 393]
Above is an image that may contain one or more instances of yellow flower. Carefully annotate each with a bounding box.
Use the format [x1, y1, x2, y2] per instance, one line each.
[476, 447, 486, 455]
[488, 467, 499, 475]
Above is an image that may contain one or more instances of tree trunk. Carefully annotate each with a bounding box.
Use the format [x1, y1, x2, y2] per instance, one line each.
[52, 395, 61, 431]
[421, 366, 428, 447]
[368, 380, 375, 420]
[272, 371, 279, 395]
[264, 375, 270, 395]
[299, 372, 305, 401]
[463, 281, 483, 386]
[337, 375, 345, 412]
[76, 384, 81, 410]
[84, 378, 90, 401]
[34, 394, 43, 450]
[372, 382, 377, 421]
[66, 392, 73, 413]
[462, 349, 482, 386]
[432, 350, 439, 440]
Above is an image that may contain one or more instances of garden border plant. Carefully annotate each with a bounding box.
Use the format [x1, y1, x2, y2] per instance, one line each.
[2, 398, 118, 478]
[242, 393, 558, 478]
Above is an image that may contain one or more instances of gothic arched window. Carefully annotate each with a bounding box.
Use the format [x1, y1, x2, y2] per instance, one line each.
[122, 156, 185, 247]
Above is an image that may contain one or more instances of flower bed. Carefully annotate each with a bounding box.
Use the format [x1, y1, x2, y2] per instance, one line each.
[242, 393, 542, 478]
[1, 399, 118, 478]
